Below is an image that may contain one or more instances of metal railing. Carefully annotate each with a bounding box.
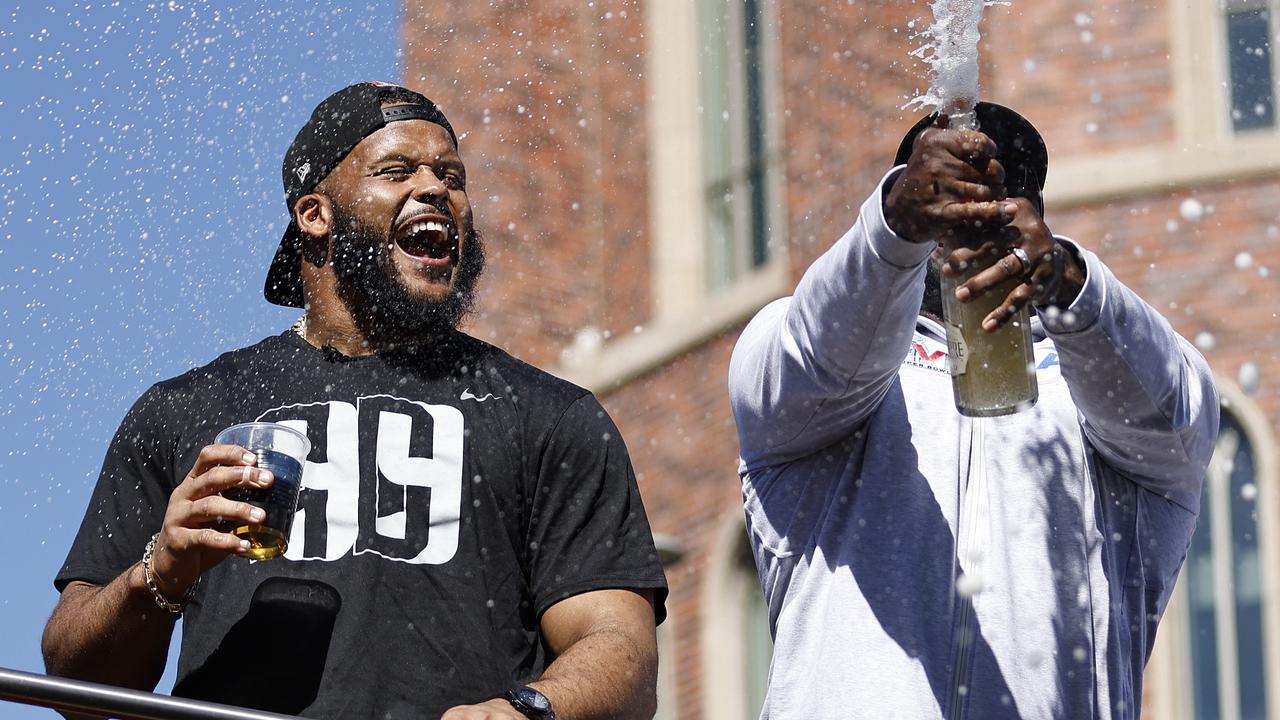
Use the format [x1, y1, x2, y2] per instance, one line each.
[0, 667, 296, 720]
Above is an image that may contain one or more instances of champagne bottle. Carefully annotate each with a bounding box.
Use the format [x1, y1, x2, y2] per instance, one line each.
[895, 101, 1049, 416]
[939, 256, 1038, 416]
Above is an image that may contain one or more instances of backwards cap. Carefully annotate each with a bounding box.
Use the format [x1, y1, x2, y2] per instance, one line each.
[264, 82, 458, 308]
[894, 101, 1048, 216]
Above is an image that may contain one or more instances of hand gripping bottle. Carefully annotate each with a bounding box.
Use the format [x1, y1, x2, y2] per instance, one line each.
[894, 102, 1047, 416]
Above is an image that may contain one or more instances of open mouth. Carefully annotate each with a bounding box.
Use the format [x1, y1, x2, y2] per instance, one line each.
[394, 216, 457, 266]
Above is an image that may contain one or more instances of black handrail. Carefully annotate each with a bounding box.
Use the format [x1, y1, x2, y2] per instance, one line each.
[0, 667, 296, 720]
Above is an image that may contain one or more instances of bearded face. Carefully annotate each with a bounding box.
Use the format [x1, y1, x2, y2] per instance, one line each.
[328, 201, 485, 339]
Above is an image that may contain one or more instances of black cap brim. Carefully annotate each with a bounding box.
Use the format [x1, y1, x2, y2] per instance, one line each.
[264, 220, 305, 308]
[894, 101, 1048, 215]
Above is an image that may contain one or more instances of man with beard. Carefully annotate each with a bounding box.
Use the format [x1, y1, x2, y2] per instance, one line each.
[42, 82, 668, 720]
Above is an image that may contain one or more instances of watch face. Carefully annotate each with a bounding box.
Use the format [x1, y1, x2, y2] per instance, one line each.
[522, 690, 550, 711]
[507, 687, 555, 719]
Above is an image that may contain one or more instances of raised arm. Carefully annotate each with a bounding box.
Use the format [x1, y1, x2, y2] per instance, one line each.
[728, 181, 929, 467]
[941, 194, 1219, 500]
[730, 127, 1016, 468]
[1041, 245, 1219, 499]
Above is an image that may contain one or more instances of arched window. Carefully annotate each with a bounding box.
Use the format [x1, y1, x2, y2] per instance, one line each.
[1147, 390, 1280, 720]
[702, 513, 774, 720]
[1185, 410, 1270, 718]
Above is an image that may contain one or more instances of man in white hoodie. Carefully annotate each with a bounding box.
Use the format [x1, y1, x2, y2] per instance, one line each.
[728, 104, 1219, 719]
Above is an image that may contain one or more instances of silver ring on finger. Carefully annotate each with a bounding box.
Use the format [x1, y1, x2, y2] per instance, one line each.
[1010, 246, 1033, 277]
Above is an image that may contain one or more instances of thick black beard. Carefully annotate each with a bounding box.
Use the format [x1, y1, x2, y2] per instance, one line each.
[329, 206, 485, 347]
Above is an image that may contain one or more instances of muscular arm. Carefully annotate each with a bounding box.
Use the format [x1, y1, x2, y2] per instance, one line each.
[942, 196, 1219, 496]
[44, 444, 267, 708]
[727, 177, 931, 469]
[443, 588, 658, 720]
[42, 572, 176, 692]
[532, 588, 658, 719]
[730, 128, 1015, 469]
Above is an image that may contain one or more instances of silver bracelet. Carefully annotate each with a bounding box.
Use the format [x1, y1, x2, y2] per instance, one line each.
[142, 533, 199, 615]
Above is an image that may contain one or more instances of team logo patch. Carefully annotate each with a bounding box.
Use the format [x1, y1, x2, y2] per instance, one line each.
[903, 336, 950, 374]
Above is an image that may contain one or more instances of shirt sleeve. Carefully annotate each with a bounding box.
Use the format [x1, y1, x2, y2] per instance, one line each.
[728, 167, 933, 471]
[525, 393, 669, 623]
[54, 384, 178, 591]
[1039, 240, 1220, 509]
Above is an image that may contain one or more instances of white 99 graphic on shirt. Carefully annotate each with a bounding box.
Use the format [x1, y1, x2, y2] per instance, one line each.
[255, 395, 463, 564]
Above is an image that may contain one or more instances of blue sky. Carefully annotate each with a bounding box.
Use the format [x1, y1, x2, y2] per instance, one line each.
[0, 2, 399, 715]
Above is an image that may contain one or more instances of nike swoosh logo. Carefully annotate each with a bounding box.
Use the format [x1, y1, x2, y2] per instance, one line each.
[460, 388, 500, 402]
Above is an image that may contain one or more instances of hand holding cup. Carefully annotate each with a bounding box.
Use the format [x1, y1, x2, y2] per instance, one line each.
[150, 423, 309, 601]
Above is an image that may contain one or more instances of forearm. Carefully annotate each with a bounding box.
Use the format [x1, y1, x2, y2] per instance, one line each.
[787, 172, 931, 382]
[531, 623, 657, 720]
[1042, 243, 1219, 487]
[730, 174, 930, 463]
[43, 564, 178, 692]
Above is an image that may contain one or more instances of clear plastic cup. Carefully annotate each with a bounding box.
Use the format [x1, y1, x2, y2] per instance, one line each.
[215, 422, 311, 560]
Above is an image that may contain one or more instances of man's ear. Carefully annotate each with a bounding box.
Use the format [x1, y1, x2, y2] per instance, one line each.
[295, 193, 333, 239]
[294, 193, 333, 267]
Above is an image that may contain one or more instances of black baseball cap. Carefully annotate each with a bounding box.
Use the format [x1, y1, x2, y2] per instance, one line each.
[894, 101, 1048, 215]
[263, 81, 459, 308]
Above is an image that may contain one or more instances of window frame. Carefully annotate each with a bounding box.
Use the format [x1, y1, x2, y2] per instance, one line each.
[699, 0, 781, 291]
[1222, 0, 1278, 134]
[1043, 0, 1280, 210]
[1147, 380, 1280, 720]
[555, 0, 789, 391]
[646, 0, 788, 317]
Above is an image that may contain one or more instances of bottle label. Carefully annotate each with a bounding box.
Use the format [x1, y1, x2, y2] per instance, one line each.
[946, 322, 968, 376]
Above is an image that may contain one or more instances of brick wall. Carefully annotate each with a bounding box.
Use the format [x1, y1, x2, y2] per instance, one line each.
[1051, 180, 1280, 423]
[987, 0, 1176, 152]
[402, 0, 651, 369]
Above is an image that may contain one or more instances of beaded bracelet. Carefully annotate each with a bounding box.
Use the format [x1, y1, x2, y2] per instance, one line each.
[142, 533, 199, 615]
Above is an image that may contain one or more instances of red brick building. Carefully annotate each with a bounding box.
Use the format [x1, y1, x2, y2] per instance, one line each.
[402, 1, 1279, 717]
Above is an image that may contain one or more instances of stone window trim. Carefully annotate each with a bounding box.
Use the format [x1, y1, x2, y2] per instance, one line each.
[1043, 1, 1280, 210]
[553, 0, 789, 393]
[699, 510, 772, 720]
[1146, 377, 1280, 720]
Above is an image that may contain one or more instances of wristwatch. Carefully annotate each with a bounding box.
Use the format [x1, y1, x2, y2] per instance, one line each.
[504, 686, 556, 720]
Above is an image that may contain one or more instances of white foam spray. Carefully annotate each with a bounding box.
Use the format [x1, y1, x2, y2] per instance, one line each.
[908, 0, 1004, 130]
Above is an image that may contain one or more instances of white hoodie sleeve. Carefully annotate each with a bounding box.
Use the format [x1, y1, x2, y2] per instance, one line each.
[1038, 242, 1219, 507]
[729, 169, 933, 471]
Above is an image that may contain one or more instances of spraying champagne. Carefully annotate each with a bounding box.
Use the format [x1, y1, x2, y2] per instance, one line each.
[896, 103, 1047, 416]
[904, 0, 1044, 416]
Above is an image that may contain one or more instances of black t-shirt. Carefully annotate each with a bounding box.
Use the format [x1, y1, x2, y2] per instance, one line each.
[56, 330, 668, 718]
